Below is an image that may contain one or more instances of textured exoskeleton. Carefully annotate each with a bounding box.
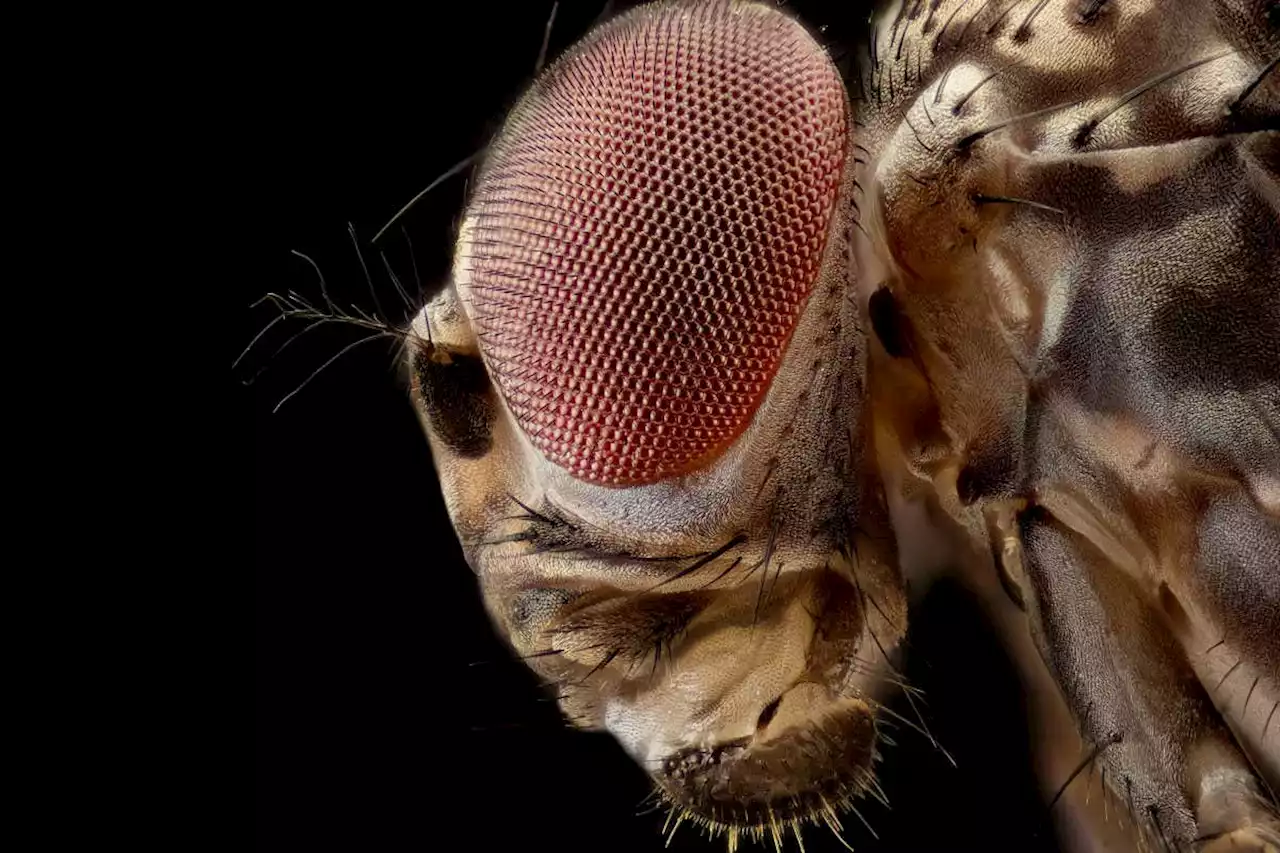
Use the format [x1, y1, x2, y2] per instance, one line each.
[403, 0, 1279, 849]
[858, 1, 1278, 848]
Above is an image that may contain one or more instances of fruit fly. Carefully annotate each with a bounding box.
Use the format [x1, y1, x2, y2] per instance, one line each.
[252, 1, 1278, 850]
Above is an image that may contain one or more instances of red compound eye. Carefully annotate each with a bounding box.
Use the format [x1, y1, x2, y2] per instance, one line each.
[464, 1, 848, 486]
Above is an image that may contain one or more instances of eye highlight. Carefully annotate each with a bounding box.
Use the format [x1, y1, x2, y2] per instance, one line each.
[462, 0, 848, 486]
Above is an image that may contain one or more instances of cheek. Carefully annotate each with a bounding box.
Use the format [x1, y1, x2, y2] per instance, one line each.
[463, 2, 848, 487]
[602, 584, 817, 765]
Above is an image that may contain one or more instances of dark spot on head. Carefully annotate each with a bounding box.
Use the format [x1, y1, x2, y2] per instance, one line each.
[756, 696, 782, 731]
[868, 286, 913, 358]
[1071, 118, 1098, 149]
[412, 346, 495, 458]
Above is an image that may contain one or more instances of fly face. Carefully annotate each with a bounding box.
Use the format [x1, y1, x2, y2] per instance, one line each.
[407, 0, 907, 836]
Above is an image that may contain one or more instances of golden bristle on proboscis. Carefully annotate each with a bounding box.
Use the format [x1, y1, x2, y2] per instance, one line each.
[647, 742, 888, 852]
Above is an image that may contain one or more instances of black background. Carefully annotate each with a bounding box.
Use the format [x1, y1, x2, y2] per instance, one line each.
[250, 3, 1062, 850]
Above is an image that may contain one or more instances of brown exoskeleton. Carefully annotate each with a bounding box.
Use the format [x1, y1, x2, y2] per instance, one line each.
[262, 0, 1279, 849]
[854, 1, 1278, 848]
